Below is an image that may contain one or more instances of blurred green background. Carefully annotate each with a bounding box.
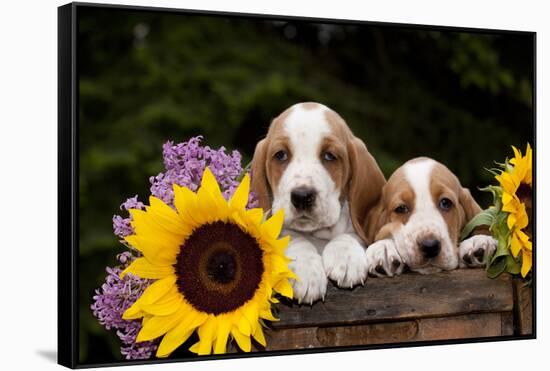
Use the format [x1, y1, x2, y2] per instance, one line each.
[77, 5, 533, 364]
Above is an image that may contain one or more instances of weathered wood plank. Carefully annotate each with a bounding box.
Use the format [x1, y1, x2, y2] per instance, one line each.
[415, 313, 502, 341]
[264, 313, 506, 351]
[501, 312, 514, 336]
[273, 269, 513, 328]
[514, 279, 533, 335]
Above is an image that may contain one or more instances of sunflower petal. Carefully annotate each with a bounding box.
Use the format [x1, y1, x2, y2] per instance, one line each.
[507, 213, 517, 231]
[231, 327, 252, 352]
[230, 174, 250, 211]
[122, 275, 177, 320]
[124, 235, 178, 266]
[197, 316, 217, 355]
[510, 234, 522, 257]
[120, 257, 174, 279]
[237, 310, 251, 336]
[261, 208, 284, 239]
[157, 328, 194, 358]
[148, 196, 188, 235]
[496, 172, 517, 194]
[259, 309, 278, 321]
[271, 235, 290, 255]
[140, 291, 183, 316]
[214, 315, 232, 354]
[521, 250, 532, 278]
[173, 184, 201, 226]
[252, 325, 267, 347]
[269, 254, 293, 275]
[246, 208, 264, 225]
[156, 310, 208, 358]
[513, 145, 521, 157]
[197, 168, 228, 222]
[129, 209, 184, 247]
[273, 278, 293, 299]
[189, 342, 200, 354]
[242, 302, 259, 334]
[136, 307, 188, 342]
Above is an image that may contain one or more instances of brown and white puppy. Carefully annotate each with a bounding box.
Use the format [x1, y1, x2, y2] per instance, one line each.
[251, 102, 385, 303]
[364, 157, 496, 276]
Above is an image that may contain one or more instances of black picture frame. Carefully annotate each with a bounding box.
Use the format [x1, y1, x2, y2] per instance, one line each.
[58, 2, 536, 368]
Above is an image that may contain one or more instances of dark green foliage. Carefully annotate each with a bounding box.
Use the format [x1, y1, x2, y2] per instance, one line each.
[76, 6, 533, 364]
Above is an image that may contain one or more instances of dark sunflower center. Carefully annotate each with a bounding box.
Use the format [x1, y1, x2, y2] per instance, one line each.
[207, 251, 236, 284]
[517, 183, 532, 202]
[174, 221, 264, 315]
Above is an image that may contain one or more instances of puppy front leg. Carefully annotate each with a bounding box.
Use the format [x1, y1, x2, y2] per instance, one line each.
[458, 235, 497, 268]
[287, 237, 327, 304]
[322, 233, 368, 288]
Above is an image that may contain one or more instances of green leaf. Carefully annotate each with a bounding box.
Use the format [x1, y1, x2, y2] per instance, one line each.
[489, 234, 511, 265]
[487, 256, 507, 278]
[505, 255, 521, 275]
[493, 211, 510, 237]
[460, 208, 497, 240]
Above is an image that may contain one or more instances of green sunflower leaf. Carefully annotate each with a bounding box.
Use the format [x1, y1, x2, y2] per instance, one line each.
[505, 255, 521, 275]
[489, 234, 511, 265]
[460, 207, 497, 241]
[487, 256, 507, 278]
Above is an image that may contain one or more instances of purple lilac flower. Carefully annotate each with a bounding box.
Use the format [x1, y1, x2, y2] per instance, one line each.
[91, 252, 158, 360]
[112, 195, 146, 239]
[113, 136, 257, 239]
[150, 136, 257, 207]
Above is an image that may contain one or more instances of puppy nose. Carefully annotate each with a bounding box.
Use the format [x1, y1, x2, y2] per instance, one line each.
[290, 187, 316, 210]
[419, 238, 441, 258]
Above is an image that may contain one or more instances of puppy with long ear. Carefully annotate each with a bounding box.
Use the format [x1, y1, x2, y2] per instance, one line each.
[363, 157, 496, 276]
[251, 102, 385, 304]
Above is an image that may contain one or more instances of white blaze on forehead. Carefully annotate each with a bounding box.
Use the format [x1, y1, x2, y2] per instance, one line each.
[283, 104, 331, 155]
[273, 103, 342, 232]
[397, 158, 458, 272]
[404, 159, 436, 212]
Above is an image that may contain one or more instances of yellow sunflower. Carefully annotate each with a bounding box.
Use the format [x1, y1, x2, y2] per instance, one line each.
[495, 143, 533, 277]
[119, 167, 294, 357]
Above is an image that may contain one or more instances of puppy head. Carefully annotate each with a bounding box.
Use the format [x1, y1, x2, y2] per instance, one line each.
[250, 102, 384, 240]
[368, 157, 481, 272]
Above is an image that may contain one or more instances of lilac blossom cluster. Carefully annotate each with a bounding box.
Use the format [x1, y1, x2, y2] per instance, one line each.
[98, 136, 257, 359]
[151, 136, 256, 205]
[112, 136, 257, 240]
[90, 252, 158, 360]
[112, 196, 145, 239]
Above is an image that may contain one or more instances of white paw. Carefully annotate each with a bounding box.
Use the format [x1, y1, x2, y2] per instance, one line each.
[459, 235, 497, 268]
[322, 234, 368, 288]
[365, 239, 405, 277]
[286, 242, 327, 304]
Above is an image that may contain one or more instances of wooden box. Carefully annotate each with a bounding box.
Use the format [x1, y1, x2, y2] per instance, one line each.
[261, 269, 533, 351]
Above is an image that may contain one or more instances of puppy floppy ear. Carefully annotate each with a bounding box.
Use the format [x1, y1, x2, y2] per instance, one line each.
[363, 195, 389, 244]
[347, 137, 386, 243]
[250, 139, 272, 212]
[459, 187, 482, 223]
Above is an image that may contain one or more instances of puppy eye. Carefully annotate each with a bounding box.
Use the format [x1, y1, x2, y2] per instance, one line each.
[274, 150, 288, 162]
[322, 151, 337, 161]
[394, 204, 409, 214]
[439, 198, 453, 210]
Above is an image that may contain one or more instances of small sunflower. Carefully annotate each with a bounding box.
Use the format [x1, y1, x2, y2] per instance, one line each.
[495, 143, 533, 277]
[119, 168, 294, 357]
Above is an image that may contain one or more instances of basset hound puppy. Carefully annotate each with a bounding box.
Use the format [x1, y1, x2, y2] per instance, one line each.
[251, 102, 385, 304]
[364, 157, 497, 276]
